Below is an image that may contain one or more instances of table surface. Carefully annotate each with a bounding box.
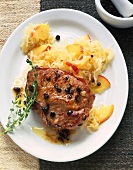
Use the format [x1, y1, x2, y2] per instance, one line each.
[0, 1, 40, 169]
[40, 0, 133, 170]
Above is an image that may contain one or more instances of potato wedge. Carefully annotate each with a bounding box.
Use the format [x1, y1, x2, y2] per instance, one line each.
[89, 75, 110, 94]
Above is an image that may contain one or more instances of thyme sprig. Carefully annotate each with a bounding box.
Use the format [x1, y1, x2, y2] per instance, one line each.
[0, 59, 38, 136]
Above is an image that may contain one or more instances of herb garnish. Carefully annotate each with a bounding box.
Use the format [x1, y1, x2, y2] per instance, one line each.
[0, 59, 38, 136]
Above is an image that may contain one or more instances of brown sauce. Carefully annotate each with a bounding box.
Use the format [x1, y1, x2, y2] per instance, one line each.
[12, 86, 25, 107]
[32, 126, 76, 144]
[12, 77, 26, 108]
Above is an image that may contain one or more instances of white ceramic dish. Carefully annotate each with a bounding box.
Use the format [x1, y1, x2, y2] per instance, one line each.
[0, 9, 128, 162]
[95, 0, 133, 28]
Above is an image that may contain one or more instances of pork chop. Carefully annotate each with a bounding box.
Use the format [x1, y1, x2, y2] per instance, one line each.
[26, 67, 95, 132]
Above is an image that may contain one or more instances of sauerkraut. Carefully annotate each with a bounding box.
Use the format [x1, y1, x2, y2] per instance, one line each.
[21, 23, 54, 54]
[26, 32, 114, 82]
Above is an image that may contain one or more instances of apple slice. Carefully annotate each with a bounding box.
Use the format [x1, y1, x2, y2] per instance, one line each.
[85, 104, 114, 131]
[31, 24, 49, 41]
[98, 104, 114, 124]
[89, 75, 110, 94]
[90, 104, 114, 124]
[66, 44, 83, 58]
[27, 44, 52, 58]
[66, 61, 79, 74]
[84, 34, 91, 41]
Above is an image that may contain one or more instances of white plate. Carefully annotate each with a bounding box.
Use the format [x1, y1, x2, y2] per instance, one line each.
[0, 9, 128, 162]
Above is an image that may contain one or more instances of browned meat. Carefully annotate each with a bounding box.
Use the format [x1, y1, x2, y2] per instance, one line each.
[26, 67, 95, 131]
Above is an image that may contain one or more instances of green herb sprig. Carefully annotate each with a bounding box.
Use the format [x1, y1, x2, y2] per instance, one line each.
[0, 59, 38, 136]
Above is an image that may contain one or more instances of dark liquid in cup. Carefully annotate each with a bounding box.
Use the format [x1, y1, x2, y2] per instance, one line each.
[101, 0, 133, 17]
